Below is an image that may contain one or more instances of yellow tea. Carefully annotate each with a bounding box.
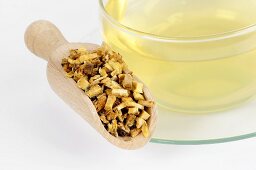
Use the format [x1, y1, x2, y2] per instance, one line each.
[101, 0, 256, 113]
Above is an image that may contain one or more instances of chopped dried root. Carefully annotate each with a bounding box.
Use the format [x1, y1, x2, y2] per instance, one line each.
[61, 43, 155, 138]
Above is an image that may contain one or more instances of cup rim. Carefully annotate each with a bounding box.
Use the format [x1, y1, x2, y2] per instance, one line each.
[99, 0, 256, 43]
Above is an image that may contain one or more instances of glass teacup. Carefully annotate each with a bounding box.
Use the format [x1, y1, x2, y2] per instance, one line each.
[99, 0, 256, 113]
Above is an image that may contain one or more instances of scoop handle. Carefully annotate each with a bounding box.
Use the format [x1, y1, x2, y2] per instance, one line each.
[24, 20, 68, 61]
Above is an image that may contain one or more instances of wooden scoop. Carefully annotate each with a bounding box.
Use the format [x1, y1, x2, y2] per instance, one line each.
[24, 20, 157, 149]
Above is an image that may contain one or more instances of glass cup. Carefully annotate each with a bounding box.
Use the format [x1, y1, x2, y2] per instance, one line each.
[99, 0, 256, 113]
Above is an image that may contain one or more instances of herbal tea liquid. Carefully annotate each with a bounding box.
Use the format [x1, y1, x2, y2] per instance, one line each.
[101, 0, 256, 112]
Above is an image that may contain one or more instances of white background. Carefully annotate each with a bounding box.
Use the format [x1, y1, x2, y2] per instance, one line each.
[0, 0, 256, 169]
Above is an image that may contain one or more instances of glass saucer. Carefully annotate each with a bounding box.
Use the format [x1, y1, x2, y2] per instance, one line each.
[81, 28, 256, 145]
